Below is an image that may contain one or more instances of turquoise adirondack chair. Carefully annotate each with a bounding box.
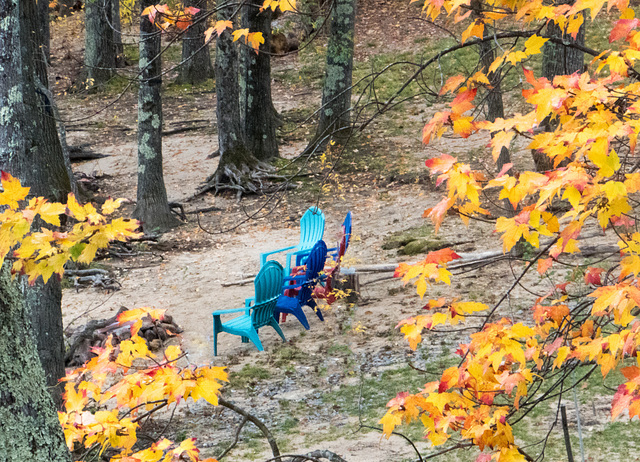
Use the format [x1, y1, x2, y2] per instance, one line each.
[275, 240, 328, 330]
[212, 261, 286, 356]
[259, 206, 325, 273]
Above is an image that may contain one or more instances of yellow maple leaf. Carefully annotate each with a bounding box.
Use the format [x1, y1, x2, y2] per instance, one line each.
[461, 20, 484, 43]
[207, 20, 233, 42]
[101, 198, 124, 215]
[247, 32, 265, 53]
[523, 35, 548, 56]
[232, 28, 249, 43]
[0, 172, 30, 209]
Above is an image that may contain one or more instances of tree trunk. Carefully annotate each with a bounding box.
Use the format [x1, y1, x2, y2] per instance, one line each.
[533, 3, 585, 172]
[133, 0, 181, 234]
[241, 5, 279, 161]
[177, 0, 214, 84]
[112, 0, 125, 67]
[37, 0, 50, 62]
[1, 0, 73, 409]
[0, 263, 71, 461]
[84, 0, 116, 87]
[201, 5, 266, 195]
[305, 0, 356, 154]
[0, 3, 73, 459]
[33, 0, 79, 198]
[472, 1, 511, 174]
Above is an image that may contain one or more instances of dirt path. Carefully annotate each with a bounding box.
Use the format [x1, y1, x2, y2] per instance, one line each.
[50, 6, 631, 462]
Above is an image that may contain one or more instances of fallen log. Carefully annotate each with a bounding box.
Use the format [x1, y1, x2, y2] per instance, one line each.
[65, 268, 110, 277]
[221, 244, 621, 288]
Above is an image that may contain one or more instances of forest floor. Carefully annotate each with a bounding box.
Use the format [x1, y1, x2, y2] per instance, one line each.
[51, 2, 638, 462]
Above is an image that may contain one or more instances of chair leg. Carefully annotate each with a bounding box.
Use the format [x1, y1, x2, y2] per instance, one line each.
[309, 298, 324, 321]
[270, 319, 286, 342]
[293, 309, 310, 330]
[213, 315, 222, 356]
[246, 329, 264, 352]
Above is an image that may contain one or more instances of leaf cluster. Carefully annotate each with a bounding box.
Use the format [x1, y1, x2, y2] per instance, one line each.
[60, 308, 228, 462]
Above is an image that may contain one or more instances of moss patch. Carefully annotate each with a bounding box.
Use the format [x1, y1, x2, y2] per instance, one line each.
[382, 222, 453, 255]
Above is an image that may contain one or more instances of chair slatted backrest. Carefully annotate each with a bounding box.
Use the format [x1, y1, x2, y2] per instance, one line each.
[252, 261, 284, 329]
[343, 211, 352, 252]
[296, 240, 327, 305]
[298, 207, 325, 252]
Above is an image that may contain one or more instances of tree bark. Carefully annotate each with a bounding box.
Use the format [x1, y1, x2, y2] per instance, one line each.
[472, 0, 511, 174]
[0, 3, 72, 458]
[1, 0, 73, 409]
[202, 5, 265, 194]
[133, 0, 181, 234]
[0, 263, 71, 461]
[84, 0, 116, 87]
[112, 0, 125, 67]
[241, 5, 279, 161]
[37, 0, 50, 63]
[177, 0, 214, 84]
[533, 3, 585, 172]
[305, 0, 356, 154]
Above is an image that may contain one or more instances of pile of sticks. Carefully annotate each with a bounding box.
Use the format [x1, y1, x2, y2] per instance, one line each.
[65, 307, 183, 367]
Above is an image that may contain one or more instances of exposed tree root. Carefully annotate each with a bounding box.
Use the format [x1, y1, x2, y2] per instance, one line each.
[196, 161, 290, 198]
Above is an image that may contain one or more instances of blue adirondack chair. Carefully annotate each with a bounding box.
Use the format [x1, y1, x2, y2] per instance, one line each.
[275, 240, 328, 330]
[259, 206, 325, 273]
[212, 261, 285, 356]
[327, 211, 352, 261]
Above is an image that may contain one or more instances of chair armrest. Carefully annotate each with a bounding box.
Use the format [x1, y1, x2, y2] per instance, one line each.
[260, 246, 297, 266]
[285, 248, 315, 270]
[244, 297, 255, 307]
[212, 307, 250, 317]
[283, 274, 306, 284]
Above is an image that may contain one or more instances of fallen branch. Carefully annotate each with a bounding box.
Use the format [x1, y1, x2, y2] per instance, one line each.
[290, 450, 348, 462]
[185, 205, 223, 215]
[65, 268, 110, 277]
[217, 416, 249, 460]
[162, 125, 209, 136]
[218, 397, 280, 459]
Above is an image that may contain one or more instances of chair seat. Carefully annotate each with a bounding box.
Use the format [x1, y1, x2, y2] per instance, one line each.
[213, 260, 286, 356]
[276, 294, 303, 309]
[223, 314, 252, 332]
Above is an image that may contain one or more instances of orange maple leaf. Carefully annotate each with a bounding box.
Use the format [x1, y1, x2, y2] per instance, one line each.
[450, 88, 477, 114]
